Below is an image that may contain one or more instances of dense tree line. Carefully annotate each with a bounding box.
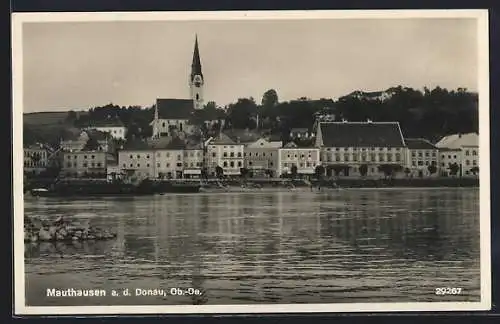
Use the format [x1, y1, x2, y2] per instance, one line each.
[24, 85, 478, 147]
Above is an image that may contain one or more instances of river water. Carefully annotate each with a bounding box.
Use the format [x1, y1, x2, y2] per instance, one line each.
[24, 188, 481, 306]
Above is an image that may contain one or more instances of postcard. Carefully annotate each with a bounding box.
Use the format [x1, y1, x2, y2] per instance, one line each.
[12, 9, 490, 315]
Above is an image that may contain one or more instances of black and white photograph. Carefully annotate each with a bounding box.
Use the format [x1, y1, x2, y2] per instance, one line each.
[12, 10, 490, 315]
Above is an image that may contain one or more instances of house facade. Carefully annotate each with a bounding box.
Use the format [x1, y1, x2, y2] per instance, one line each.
[404, 138, 440, 177]
[205, 133, 244, 176]
[315, 121, 407, 177]
[435, 132, 479, 177]
[244, 138, 282, 177]
[61, 150, 112, 177]
[86, 119, 127, 140]
[24, 144, 49, 174]
[277, 142, 320, 177]
[183, 144, 204, 178]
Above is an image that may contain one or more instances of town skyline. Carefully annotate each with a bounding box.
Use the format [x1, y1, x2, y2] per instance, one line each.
[21, 16, 478, 113]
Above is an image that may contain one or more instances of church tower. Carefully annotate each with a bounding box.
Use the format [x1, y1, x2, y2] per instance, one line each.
[190, 35, 204, 110]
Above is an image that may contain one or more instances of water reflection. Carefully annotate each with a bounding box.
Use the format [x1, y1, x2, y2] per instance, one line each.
[24, 189, 480, 306]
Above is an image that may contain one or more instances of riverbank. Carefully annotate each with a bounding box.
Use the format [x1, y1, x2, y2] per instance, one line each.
[24, 216, 116, 243]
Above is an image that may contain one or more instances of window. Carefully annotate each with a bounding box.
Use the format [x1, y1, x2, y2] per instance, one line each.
[230, 152, 234, 157]
[212, 153, 216, 157]
[465, 150, 470, 156]
[137, 164, 140, 167]
[284, 163, 288, 167]
[92, 155, 95, 159]
[190, 152, 194, 157]
[176, 163, 182, 167]
[73, 162, 77, 167]
[473, 160, 477, 166]
[249, 161, 253, 166]
[453, 155, 457, 159]
[387, 154, 392, 162]
[425, 152, 429, 157]
[230, 161, 235, 167]
[344, 154, 349, 162]
[223, 161, 228, 167]
[432, 152, 436, 157]
[379, 153, 384, 162]
[157, 163, 160, 167]
[418, 161, 423, 166]
[166, 163, 170, 167]
[123, 163, 126, 167]
[412, 161, 416, 166]
[137, 154, 140, 158]
[146, 163, 150, 167]
[224, 152, 228, 157]
[184, 163, 188, 167]
[166, 153, 170, 158]
[300, 163, 304, 167]
[441, 155, 445, 159]
[244, 152, 247, 157]
[130, 164, 133, 167]
[466, 160, 470, 165]
[370, 153, 376, 161]
[146, 155, 150, 159]
[395, 153, 401, 162]
[177, 155, 181, 160]
[84, 155, 87, 159]
[425, 161, 429, 166]
[270, 162, 274, 167]
[473, 150, 477, 156]
[352, 154, 358, 161]
[418, 152, 423, 157]
[335, 154, 340, 162]
[441, 163, 445, 167]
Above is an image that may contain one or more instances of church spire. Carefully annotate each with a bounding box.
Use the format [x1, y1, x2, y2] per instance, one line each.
[191, 34, 203, 82]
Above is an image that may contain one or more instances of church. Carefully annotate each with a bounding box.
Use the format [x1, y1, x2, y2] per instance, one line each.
[150, 35, 207, 138]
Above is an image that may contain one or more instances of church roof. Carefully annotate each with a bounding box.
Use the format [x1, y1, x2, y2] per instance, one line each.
[156, 98, 194, 119]
[318, 122, 406, 147]
[191, 35, 203, 82]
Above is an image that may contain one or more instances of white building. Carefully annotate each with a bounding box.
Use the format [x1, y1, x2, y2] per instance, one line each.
[244, 137, 282, 177]
[404, 138, 439, 177]
[315, 121, 406, 177]
[435, 132, 479, 177]
[118, 140, 155, 181]
[86, 119, 127, 140]
[205, 133, 244, 177]
[24, 144, 49, 174]
[277, 142, 320, 177]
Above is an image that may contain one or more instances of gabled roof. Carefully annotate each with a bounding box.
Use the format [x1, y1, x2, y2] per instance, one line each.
[156, 99, 194, 119]
[246, 138, 282, 149]
[318, 122, 406, 147]
[405, 138, 437, 150]
[86, 129, 111, 141]
[435, 132, 478, 149]
[210, 133, 236, 145]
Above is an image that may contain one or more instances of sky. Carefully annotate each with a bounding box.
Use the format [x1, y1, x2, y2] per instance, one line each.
[21, 17, 478, 113]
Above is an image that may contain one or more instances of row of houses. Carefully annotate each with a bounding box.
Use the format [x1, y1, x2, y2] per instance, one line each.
[24, 121, 479, 180]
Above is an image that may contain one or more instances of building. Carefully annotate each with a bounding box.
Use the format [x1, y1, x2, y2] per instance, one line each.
[118, 140, 156, 181]
[438, 148, 462, 177]
[205, 133, 244, 177]
[244, 137, 282, 177]
[61, 150, 114, 178]
[183, 143, 204, 178]
[315, 121, 406, 177]
[152, 137, 186, 179]
[150, 35, 205, 138]
[289, 128, 312, 140]
[277, 142, 320, 177]
[24, 144, 49, 174]
[404, 138, 439, 177]
[60, 129, 112, 153]
[86, 118, 127, 140]
[436, 132, 479, 177]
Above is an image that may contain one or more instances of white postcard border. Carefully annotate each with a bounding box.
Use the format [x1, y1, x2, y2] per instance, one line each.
[12, 9, 491, 315]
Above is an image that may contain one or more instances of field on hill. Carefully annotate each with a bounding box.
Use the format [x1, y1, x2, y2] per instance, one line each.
[23, 111, 88, 127]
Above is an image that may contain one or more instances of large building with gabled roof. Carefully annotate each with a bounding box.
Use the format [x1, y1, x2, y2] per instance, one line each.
[315, 120, 407, 177]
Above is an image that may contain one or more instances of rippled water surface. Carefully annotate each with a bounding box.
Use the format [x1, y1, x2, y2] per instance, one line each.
[24, 188, 481, 306]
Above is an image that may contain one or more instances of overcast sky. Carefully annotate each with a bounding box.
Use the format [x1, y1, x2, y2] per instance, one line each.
[21, 17, 478, 113]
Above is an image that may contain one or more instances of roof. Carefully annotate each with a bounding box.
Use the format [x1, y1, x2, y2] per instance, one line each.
[224, 129, 264, 144]
[246, 138, 283, 149]
[405, 138, 437, 150]
[88, 118, 125, 128]
[156, 99, 194, 119]
[86, 129, 111, 141]
[435, 132, 478, 149]
[191, 35, 203, 82]
[210, 133, 236, 145]
[318, 122, 406, 147]
[122, 139, 152, 151]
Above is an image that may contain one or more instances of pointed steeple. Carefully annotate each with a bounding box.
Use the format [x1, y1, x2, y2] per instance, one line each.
[191, 34, 203, 82]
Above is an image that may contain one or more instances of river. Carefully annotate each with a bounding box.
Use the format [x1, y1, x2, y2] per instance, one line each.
[24, 188, 481, 306]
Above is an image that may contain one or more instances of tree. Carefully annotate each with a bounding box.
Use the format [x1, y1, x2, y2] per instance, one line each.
[359, 164, 368, 177]
[215, 166, 224, 178]
[240, 167, 249, 178]
[83, 137, 100, 151]
[449, 163, 460, 176]
[290, 165, 298, 178]
[261, 89, 279, 108]
[226, 98, 259, 129]
[427, 164, 437, 176]
[314, 165, 325, 179]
